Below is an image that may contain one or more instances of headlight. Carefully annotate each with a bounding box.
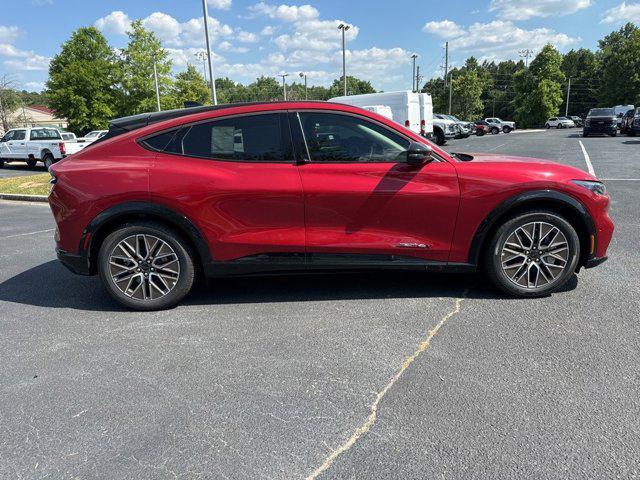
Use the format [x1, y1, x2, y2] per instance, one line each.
[572, 180, 606, 195]
[584, 119, 591, 126]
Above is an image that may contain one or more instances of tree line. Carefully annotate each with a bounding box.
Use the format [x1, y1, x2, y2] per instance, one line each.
[423, 22, 640, 128]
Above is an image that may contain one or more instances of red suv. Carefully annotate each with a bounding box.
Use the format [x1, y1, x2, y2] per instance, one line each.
[49, 102, 613, 310]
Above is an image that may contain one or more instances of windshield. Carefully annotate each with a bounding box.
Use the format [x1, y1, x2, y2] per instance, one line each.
[448, 115, 462, 122]
[85, 131, 99, 137]
[588, 108, 614, 117]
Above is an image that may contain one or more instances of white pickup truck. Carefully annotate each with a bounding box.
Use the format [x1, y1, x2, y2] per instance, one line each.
[0, 127, 67, 169]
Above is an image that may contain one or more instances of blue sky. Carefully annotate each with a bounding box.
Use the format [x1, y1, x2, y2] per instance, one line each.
[1, 0, 639, 93]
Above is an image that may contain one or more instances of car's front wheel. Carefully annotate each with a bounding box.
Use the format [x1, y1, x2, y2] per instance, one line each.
[26, 158, 37, 168]
[98, 223, 195, 310]
[43, 154, 55, 170]
[484, 211, 580, 297]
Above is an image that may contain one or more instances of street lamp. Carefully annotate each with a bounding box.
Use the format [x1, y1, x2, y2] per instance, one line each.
[201, 0, 218, 104]
[411, 54, 418, 92]
[279, 73, 290, 101]
[194, 51, 208, 82]
[299, 72, 308, 100]
[337, 24, 350, 96]
[518, 49, 534, 68]
[152, 57, 161, 112]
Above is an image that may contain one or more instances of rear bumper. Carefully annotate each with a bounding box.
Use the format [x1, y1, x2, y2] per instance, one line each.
[585, 256, 608, 269]
[56, 248, 91, 275]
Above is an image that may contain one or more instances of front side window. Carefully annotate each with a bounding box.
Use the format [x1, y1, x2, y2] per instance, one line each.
[154, 113, 289, 162]
[13, 130, 26, 140]
[2, 131, 15, 141]
[298, 112, 410, 163]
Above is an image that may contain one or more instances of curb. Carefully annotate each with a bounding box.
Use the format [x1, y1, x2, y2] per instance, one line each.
[512, 129, 545, 134]
[0, 193, 49, 203]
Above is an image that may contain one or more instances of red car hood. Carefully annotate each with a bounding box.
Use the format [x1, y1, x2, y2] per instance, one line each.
[462, 153, 557, 164]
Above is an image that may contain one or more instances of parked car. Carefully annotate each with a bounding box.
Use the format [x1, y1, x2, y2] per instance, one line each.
[613, 105, 634, 128]
[0, 127, 66, 169]
[474, 120, 491, 136]
[78, 130, 108, 143]
[545, 117, 575, 129]
[620, 108, 636, 135]
[569, 116, 583, 127]
[49, 102, 614, 310]
[485, 117, 516, 133]
[583, 108, 618, 137]
[624, 107, 640, 136]
[61, 132, 89, 156]
[438, 114, 472, 138]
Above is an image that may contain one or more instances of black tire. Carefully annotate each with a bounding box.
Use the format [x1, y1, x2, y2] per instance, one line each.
[556, 124, 562, 129]
[491, 127, 499, 135]
[582, 132, 588, 137]
[476, 130, 485, 136]
[43, 154, 55, 170]
[98, 222, 196, 310]
[483, 210, 580, 298]
[502, 126, 512, 133]
[433, 128, 446, 146]
[610, 131, 617, 137]
[546, 124, 550, 129]
[26, 158, 37, 168]
[0, 158, 4, 168]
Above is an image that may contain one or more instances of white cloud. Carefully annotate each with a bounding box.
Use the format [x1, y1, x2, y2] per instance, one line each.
[24, 81, 45, 92]
[490, 0, 591, 20]
[207, 0, 232, 10]
[218, 41, 249, 52]
[0, 43, 50, 71]
[260, 25, 276, 35]
[274, 19, 357, 52]
[142, 12, 182, 43]
[423, 20, 465, 39]
[338, 47, 411, 80]
[601, 1, 640, 23]
[166, 47, 225, 68]
[448, 21, 578, 61]
[249, 2, 319, 22]
[237, 30, 258, 43]
[0, 25, 21, 43]
[94, 11, 131, 35]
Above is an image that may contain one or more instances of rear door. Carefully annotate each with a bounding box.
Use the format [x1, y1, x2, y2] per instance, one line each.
[149, 111, 305, 263]
[291, 110, 459, 263]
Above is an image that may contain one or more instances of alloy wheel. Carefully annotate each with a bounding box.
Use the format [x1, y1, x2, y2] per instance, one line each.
[500, 221, 569, 290]
[108, 234, 180, 301]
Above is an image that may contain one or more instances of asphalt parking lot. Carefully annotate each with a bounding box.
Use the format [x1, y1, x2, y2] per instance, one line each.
[0, 163, 48, 178]
[1, 128, 638, 479]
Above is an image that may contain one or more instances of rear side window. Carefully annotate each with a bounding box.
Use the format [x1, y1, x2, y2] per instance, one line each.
[30, 128, 61, 140]
[148, 113, 291, 162]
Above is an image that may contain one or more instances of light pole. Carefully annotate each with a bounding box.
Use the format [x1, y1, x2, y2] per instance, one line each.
[416, 66, 422, 92]
[195, 51, 208, 83]
[279, 73, 289, 100]
[299, 72, 307, 100]
[152, 58, 161, 112]
[201, 0, 218, 104]
[448, 72, 453, 115]
[565, 77, 571, 116]
[411, 54, 418, 92]
[518, 49, 533, 68]
[338, 24, 350, 96]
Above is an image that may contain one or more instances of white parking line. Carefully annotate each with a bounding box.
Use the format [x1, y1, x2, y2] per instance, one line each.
[2, 228, 54, 239]
[578, 140, 595, 176]
[487, 142, 507, 151]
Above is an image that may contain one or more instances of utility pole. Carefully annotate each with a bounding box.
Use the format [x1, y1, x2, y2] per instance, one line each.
[338, 24, 350, 96]
[152, 58, 161, 112]
[202, 0, 218, 104]
[518, 49, 533, 68]
[195, 51, 208, 83]
[299, 72, 307, 100]
[416, 66, 422, 92]
[411, 54, 418, 92]
[565, 77, 571, 116]
[279, 73, 289, 100]
[448, 72, 453, 115]
[444, 41, 449, 87]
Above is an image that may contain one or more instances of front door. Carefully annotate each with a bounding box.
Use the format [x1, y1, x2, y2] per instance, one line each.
[291, 111, 459, 263]
[6, 129, 28, 158]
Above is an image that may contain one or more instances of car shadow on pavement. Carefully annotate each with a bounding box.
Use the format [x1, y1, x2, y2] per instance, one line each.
[0, 260, 579, 312]
[622, 140, 640, 144]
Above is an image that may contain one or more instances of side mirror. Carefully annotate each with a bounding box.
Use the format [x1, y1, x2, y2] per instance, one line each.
[406, 141, 432, 166]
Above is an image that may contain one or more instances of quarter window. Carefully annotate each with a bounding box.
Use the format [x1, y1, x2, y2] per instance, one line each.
[30, 128, 61, 140]
[161, 113, 289, 162]
[297, 112, 410, 163]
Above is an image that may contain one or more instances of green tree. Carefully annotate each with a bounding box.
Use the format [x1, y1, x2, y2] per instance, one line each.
[120, 20, 173, 114]
[245, 76, 281, 101]
[597, 23, 640, 106]
[421, 77, 447, 113]
[451, 70, 484, 120]
[45, 27, 121, 134]
[513, 44, 565, 127]
[560, 48, 600, 116]
[328, 76, 376, 97]
[169, 64, 210, 108]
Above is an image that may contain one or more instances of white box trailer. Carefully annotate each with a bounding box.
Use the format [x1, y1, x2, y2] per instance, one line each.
[329, 91, 423, 135]
[418, 93, 434, 137]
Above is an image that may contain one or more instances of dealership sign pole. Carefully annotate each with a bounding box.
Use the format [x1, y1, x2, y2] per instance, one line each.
[202, 0, 218, 105]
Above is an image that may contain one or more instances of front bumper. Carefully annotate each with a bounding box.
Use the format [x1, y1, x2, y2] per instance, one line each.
[584, 124, 617, 134]
[56, 248, 91, 275]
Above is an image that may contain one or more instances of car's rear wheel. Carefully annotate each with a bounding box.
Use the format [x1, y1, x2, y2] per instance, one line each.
[502, 126, 512, 133]
[43, 154, 55, 170]
[583, 131, 588, 137]
[433, 128, 446, 146]
[98, 223, 195, 310]
[556, 124, 562, 129]
[484, 211, 580, 297]
[546, 124, 550, 129]
[491, 127, 499, 135]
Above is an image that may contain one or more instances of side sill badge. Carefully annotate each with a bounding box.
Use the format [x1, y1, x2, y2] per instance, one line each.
[397, 243, 430, 249]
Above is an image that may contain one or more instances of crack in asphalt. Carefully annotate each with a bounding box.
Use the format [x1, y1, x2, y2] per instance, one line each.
[306, 288, 471, 479]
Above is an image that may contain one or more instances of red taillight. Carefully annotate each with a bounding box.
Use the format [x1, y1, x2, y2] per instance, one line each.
[404, 120, 410, 127]
[59, 142, 66, 155]
[420, 119, 425, 135]
[421, 120, 426, 126]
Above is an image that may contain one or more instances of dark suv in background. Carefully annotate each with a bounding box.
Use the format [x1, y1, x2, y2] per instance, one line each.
[621, 108, 640, 136]
[583, 108, 617, 137]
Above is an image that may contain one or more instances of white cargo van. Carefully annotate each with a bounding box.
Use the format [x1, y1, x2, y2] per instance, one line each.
[360, 105, 393, 120]
[329, 91, 422, 135]
[418, 93, 434, 138]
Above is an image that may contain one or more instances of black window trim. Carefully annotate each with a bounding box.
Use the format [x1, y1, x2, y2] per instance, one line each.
[137, 110, 295, 164]
[290, 109, 444, 164]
